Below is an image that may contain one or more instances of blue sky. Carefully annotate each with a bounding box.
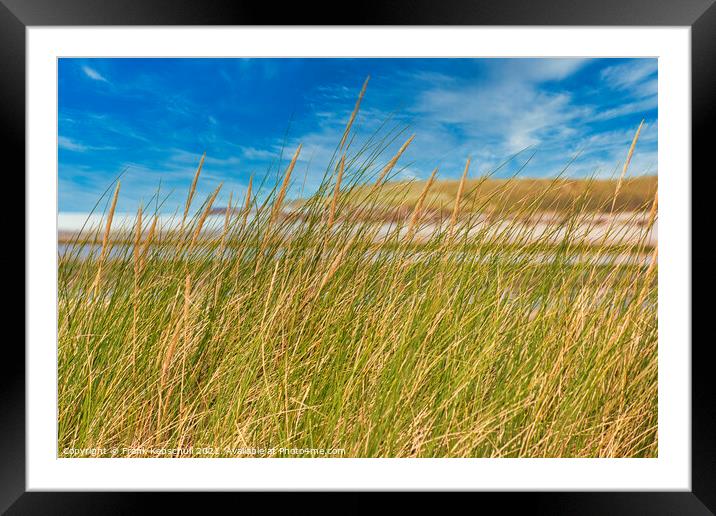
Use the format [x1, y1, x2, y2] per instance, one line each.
[58, 58, 657, 213]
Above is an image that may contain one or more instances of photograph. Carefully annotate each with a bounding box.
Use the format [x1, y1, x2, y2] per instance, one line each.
[56, 56, 659, 459]
[4, 0, 709, 507]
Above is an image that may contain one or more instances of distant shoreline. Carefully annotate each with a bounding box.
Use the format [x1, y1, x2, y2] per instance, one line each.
[58, 209, 656, 249]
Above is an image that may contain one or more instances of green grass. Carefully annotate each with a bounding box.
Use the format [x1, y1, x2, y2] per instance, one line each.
[58, 86, 657, 458]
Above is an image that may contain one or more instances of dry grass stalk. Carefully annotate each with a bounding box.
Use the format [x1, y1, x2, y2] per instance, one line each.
[98, 181, 121, 263]
[294, 232, 359, 313]
[327, 155, 346, 231]
[372, 135, 416, 189]
[646, 190, 658, 229]
[139, 215, 158, 270]
[318, 233, 357, 294]
[270, 145, 302, 225]
[218, 191, 233, 255]
[241, 175, 253, 232]
[644, 247, 658, 279]
[182, 152, 206, 227]
[611, 120, 644, 213]
[189, 183, 222, 252]
[448, 158, 470, 237]
[160, 323, 180, 390]
[339, 76, 370, 150]
[160, 274, 190, 388]
[257, 150, 300, 276]
[90, 181, 120, 298]
[132, 205, 142, 365]
[627, 245, 658, 321]
[133, 206, 143, 270]
[405, 168, 438, 240]
[183, 273, 191, 358]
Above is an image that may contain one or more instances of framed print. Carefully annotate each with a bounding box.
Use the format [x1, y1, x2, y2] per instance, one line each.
[5, 0, 713, 512]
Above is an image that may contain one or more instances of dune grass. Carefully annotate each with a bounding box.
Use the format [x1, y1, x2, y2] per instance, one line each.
[57, 83, 657, 458]
[319, 174, 657, 221]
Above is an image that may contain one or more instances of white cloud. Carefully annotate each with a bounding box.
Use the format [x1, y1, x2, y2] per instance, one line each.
[81, 65, 109, 82]
[574, 121, 656, 152]
[58, 136, 87, 152]
[600, 60, 657, 94]
[241, 146, 277, 161]
[591, 95, 657, 121]
[59, 136, 117, 153]
[412, 78, 588, 154]
[637, 78, 658, 98]
[502, 58, 589, 83]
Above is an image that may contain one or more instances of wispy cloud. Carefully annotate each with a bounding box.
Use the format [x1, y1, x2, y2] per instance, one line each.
[592, 96, 657, 122]
[59, 135, 116, 153]
[600, 60, 657, 94]
[81, 65, 108, 83]
[411, 71, 588, 154]
[500, 58, 589, 83]
[240, 146, 277, 161]
[59, 136, 88, 152]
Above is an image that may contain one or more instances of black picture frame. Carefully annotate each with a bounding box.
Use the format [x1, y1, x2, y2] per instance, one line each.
[5, 0, 712, 512]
